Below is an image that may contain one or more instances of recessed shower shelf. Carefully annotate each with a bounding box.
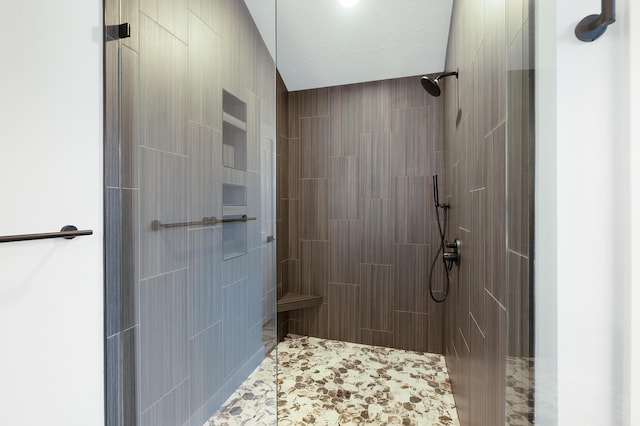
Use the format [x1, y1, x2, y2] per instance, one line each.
[277, 292, 323, 312]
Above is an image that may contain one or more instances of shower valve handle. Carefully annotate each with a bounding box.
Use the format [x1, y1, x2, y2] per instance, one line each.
[443, 239, 461, 265]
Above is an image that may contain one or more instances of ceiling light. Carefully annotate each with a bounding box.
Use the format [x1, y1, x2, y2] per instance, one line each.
[339, 0, 360, 8]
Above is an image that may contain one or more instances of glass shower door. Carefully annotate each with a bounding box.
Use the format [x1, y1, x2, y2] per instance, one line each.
[104, 1, 278, 425]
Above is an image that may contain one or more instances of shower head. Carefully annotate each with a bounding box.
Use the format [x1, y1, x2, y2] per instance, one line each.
[420, 71, 458, 97]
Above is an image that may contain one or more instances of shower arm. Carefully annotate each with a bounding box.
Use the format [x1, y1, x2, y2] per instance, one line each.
[436, 71, 458, 80]
[575, 0, 616, 42]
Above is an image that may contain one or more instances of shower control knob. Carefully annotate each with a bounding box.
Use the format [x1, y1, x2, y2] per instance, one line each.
[443, 238, 461, 265]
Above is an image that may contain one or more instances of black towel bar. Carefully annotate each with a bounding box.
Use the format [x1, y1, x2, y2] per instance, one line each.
[0, 225, 93, 243]
[151, 215, 257, 231]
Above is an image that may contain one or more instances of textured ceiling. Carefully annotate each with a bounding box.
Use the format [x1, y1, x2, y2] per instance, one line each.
[276, 0, 453, 91]
[244, 0, 453, 92]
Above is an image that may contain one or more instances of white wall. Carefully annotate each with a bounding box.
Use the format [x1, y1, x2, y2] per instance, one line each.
[536, 0, 634, 424]
[0, 1, 104, 425]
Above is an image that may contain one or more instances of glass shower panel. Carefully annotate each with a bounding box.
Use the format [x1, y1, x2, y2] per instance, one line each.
[505, 0, 535, 423]
[104, 1, 277, 425]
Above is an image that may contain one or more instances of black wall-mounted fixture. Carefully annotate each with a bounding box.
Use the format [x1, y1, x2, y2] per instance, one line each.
[427, 175, 461, 303]
[105, 23, 131, 41]
[575, 0, 616, 42]
[420, 71, 458, 97]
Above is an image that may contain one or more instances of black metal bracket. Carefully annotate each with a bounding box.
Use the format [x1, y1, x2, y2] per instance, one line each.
[105, 23, 131, 41]
[575, 0, 616, 42]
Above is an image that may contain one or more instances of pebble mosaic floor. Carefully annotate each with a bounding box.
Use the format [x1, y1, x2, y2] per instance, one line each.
[505, 356, 535, 425]
[208, 334, 459, 425]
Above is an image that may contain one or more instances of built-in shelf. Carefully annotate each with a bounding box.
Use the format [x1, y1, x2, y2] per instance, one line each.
[222, 184, 247, 260]
[223, 112, 247, 131]
[221, 91, 249, 261]
[222, 90, 247, 171]
[277, 292, 323, 312]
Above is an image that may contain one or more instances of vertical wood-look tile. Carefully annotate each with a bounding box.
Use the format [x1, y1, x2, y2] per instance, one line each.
[394, 244, 429, 314]
[330, 86, 361, 157]
[188, 322, 223, 411]
[456, 228, 471, 342]
[106, 335, 122, 426]
[470, 189, 486, 333]
[288, 91, 300, 137]
[360, 133, 391, 199]
[284, 259, 301, 294]
[485, 294, 507, 426]
[139, 14, 188, 155]
[507, 33, 530, 257]
[139, 147, 188, 279]
[299, 179, 328, 240]
[361, 264, 393, 332]
[288, 138, 300, 198]
[121, 189, 138, 329]
[392, 107, 430, 177]
[188, 123, 222, 221]
[139, 270, 188, 411]
[485, 123, 506, 304]
[300, 117, 329, 179]
[187, 227, 222, 338]
[360, 329, 395, 348]
[277, 198, 289, 262]
[508, 251, 530, 357]
[484, 0, 506, 129]
[329, 220, 361, 285]
[106, 188, 122, 337]
[428, 296, 444, 353]
[189, 0, 223, 36]
[277, 137, 289, 199]
[453, 328, 471, 426]
[223, 278, 248, 377]
[328, 284, 360, 343]
[301, 240, 328, 299]
[120, 46, 139, 189]
[507, 0, 524, 45]
[329, 156, 359, 220]
[469, 320, 487, 426]
[395, 176, 430, 244]
[300, 303, 329, 339]
[392, 76, 431, 109]
[458, 119, 471, 231]
[362, 198, 394, 265]
[288, 199, 299, 259]
[188, 13, 221, 130]
[122, 327, 137, 426]
[121, 0, 139, 52]
[393, 311, 429, 352]
[140, 380, 189, 426]
[361, 79, 392, 133]
[299, 88, 329, 117]
[105, 38, 120, 188]
[277, 73, 289, 134]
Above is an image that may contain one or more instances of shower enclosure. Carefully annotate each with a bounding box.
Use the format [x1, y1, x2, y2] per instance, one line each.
[104, 1, 277, 424]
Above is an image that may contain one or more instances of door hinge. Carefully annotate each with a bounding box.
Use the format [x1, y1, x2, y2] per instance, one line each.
[105, 23, 131, 41]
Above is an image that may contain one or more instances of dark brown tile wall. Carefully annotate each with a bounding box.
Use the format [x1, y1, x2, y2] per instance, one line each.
[277, 76, 445, 353]
[442, 0, 535, 425]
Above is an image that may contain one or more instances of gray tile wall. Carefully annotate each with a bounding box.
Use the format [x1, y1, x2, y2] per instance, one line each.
[277, 77, 445, 353]
[442, 0, 535, 424]
[105, 1, 276, 425]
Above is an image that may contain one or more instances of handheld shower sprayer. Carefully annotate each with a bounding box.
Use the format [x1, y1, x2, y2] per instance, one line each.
[428, 175, 461, 303]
